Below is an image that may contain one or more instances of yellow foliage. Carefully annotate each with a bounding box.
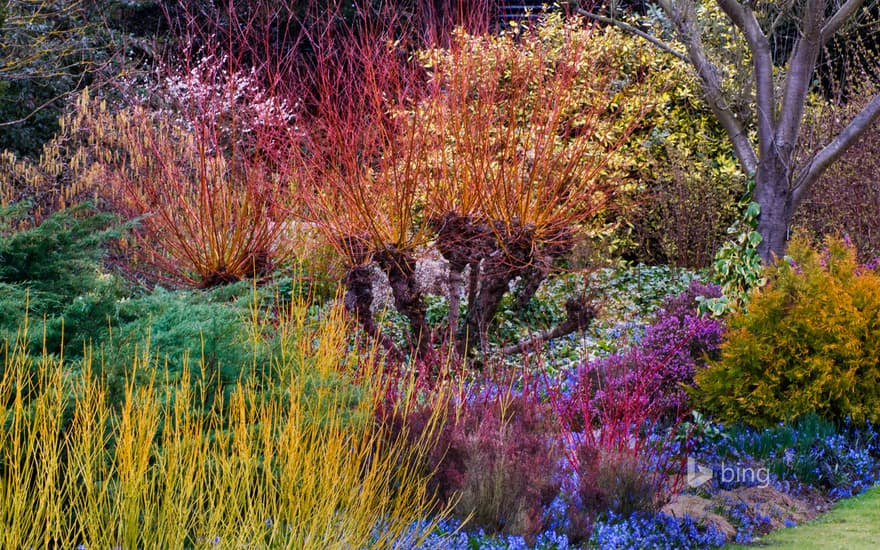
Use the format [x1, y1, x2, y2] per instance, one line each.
[695, 235, 880, 427]
[0, 299, 450, 548]
[601, 18, 749, 266]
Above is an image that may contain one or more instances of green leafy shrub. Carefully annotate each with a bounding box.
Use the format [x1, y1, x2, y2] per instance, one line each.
[602, 21, 747, 269]
[0, 201, 333, 410]
[695, 236, 880, 427]
[697, 190, 765, 317]
[104, 281, 367, 427]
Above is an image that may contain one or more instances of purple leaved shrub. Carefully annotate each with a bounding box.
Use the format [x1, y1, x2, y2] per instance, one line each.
[546, 281, 725, 543]
[571, 280, 725, 423]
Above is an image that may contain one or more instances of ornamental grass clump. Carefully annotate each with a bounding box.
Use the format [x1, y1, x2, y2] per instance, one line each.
[696, 235, 880, 427]
[386, 370, 562, 543]
[0, 300, 449, 549]
[550, 384, 682, 543]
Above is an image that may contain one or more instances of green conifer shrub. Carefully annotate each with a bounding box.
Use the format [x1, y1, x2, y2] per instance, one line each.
[0, 202, 124, 354]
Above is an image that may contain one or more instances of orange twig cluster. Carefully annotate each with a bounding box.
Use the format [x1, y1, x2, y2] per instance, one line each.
[289, 9, 651, 358]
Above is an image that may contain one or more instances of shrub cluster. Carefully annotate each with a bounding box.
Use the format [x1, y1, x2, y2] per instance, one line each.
[0, 201, 331, 411]
[565, 280, 724, 424]
[590, 11, 748, 269]
[292, 14, 657, 359]
[8, 3, 880, 549]
[559, 444, 661, 543]
[795, 81, 880, 262]
[696, 236, 880, 427]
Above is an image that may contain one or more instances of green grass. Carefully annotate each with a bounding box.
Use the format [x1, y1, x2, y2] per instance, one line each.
[728, 485, 880, 549]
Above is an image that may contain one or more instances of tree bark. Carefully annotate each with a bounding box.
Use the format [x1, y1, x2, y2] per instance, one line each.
[374, 246, 431, 358]
[464, 251, 516, 354]
[514, 263, 549, 311]
[754, 156, 795, 262]
[447, 265, 464, 340]
[344, 264, 403, 362]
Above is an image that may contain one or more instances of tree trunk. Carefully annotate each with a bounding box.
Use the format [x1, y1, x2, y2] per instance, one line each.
[447, 265, 464, 340]
[514, 263, 549, 311]
[464, 253, 513, 355]
[374, 246, 431, 358]
[754, 156, 795, 263]
[581, 0, 880, 265]
[456, 260, 481, 355]
[344, 265, 403, 361]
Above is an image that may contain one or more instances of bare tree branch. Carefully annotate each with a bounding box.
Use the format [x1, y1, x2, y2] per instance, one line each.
[501, 299, 595, 356]
[0, 85, 80, 128]
[0, 0, 93, 79]
[821, 0, 867, 43]
[777, 0, 825, 157]
[792, 91, 880, 206]
[768, 9, 790, 36]
[501, 323, 576, 356]
[573, 7, 689, 62]
[655, 0, 759, 175]
[716, 0, 775, 159]
[718, 0, 776, 157]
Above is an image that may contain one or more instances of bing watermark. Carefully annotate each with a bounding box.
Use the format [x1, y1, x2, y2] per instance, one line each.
[687, 457, 770, 488]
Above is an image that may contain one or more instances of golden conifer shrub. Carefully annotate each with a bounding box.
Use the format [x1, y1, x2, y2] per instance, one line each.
[695, 235, 880, 427]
